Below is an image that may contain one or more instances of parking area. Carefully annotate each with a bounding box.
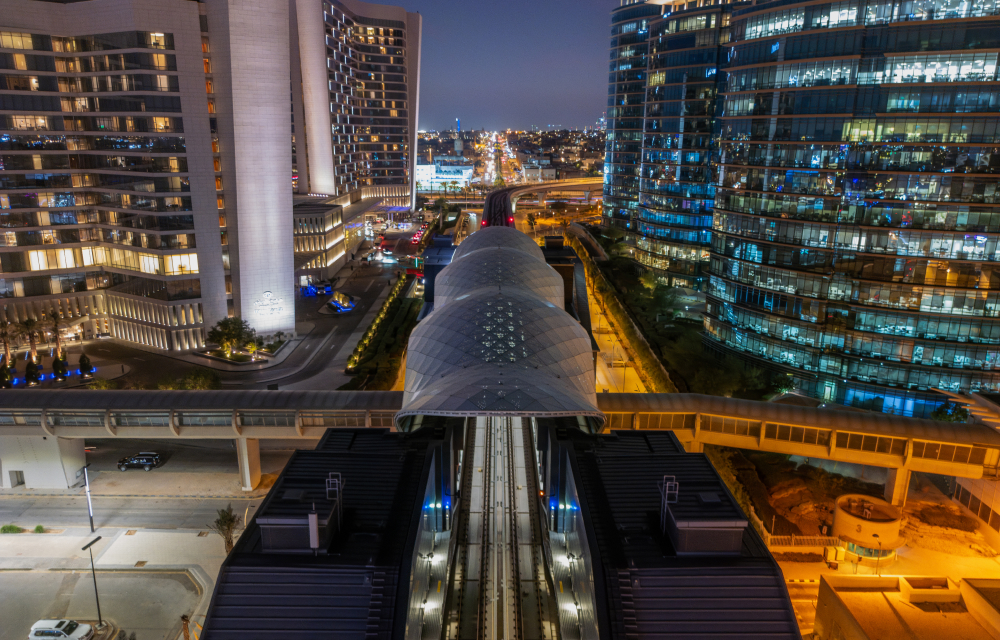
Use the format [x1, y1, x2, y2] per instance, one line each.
[73, 439, 302, 498]
[0, 571, 199, 640]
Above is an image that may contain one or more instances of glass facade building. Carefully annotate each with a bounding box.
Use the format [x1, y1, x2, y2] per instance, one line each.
[605, 0, 1000, 416]
[636, 3, 726, 288]
[604, 2, 661, 231]
[708, 0, 1000, 417]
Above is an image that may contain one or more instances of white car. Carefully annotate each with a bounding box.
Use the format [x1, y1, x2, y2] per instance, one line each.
[28, 620, 93, 640]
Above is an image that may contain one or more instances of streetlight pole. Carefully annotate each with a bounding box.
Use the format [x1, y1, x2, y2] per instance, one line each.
[83, 464, 94, 533]
[81, 537, 103, 627]
[872, 533, 881, 577]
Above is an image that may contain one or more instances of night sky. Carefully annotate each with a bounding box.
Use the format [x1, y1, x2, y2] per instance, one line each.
[376, 0, 615, 131]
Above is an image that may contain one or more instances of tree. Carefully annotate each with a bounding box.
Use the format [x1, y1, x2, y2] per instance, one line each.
[88, 377, 116, 390]
[52, 355, 68, 381]
[0, 322, 13, 371]
[0, 362, 11, 389]
[246, 342, 258, 361]
[207, 317, 255, 358]
[207, 503, 243, 554]
[79, 353, 95, 378]
[433, 197, 448, 213]
[180, 369, 222, 390]
[24, 360, 40, 386]
[46, 311, 64, 360]
[640, 270, 659, 292]
[931, 401, 970, 423]
[16, 317, 41, 363]
[526, 213, 537, 237]
[415, 181, 422, 193]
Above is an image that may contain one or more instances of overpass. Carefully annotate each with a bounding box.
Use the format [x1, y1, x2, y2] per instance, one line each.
[481, 178, 602, 227]
[2, 389, 997, 504]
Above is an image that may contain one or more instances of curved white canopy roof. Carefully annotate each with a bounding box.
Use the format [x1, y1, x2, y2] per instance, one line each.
[452, 225, 544, 263]
[399, 287, 600, 423]
[435, 247, 565, 309]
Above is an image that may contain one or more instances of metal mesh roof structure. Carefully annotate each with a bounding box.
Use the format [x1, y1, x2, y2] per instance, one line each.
[451, 225, 544, 262]
[400, 226, 600, 425]
[434, 247, 565, 309]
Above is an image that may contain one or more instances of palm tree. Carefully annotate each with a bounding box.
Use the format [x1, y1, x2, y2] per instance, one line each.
[16, 317, 41, 363]
[207, 503, 243, 555]
[0, 322, 13, 368]
[46, 311, 63, 360]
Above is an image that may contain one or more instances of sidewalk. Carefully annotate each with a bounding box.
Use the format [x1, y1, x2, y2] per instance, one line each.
[0, 526, 228, 633]
[590, 295, 646, 394]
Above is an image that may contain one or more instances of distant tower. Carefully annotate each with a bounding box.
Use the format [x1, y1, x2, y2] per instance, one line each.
[456, 118, 461, 132]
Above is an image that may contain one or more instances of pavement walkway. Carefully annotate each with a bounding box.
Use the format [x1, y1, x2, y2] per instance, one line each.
[0, 526, 228, 638]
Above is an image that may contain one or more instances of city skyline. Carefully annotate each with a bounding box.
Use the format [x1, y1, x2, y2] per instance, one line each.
[372, 0, 613, 131]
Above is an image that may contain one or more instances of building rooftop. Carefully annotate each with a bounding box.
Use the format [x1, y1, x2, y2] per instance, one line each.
[817, 576, 1000, 640]
[556, 427, 801, 639]
[201, 427, 444, 640]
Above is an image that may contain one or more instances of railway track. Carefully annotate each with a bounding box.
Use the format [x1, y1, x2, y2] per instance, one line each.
[446, 417, 556, 640]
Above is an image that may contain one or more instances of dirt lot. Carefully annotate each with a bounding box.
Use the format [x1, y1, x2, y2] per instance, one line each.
[731, 450, 998, 557]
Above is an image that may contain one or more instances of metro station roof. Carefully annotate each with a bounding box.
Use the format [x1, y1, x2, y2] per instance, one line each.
[434, 247, 565, 309]
[451, 224, 544, 262]
[400, 288, 601, 421]
[400, 226, 601, 425]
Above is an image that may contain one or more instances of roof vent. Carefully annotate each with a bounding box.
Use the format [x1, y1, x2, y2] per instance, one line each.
[281, 489, 305, 501]
[659, 475, 679, 533]
[326, 472, 345, 530]
[698, 492, 722, 505]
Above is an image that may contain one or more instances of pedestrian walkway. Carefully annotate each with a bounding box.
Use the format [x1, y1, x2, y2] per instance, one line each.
[589, 294, 646, 394]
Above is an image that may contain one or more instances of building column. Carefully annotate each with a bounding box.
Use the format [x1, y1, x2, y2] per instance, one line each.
[235, 438, 261, 491]
[884, 467, 911, 506]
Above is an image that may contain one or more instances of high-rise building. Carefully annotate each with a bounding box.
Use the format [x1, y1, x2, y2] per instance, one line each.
[636, 1, 726, 289]
[605, 0, 1000, 417]
[292, 0, 421, 208]
[603, 1, 662, 231]
[707, 0, 1000, 417]
[0, 0, 419, 352]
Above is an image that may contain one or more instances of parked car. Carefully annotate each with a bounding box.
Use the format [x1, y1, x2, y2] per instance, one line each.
[118, 451, 161, 471]
[29, 620, 93, 640]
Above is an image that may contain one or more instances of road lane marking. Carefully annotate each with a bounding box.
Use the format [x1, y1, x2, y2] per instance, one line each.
[364, 280, 374, 292]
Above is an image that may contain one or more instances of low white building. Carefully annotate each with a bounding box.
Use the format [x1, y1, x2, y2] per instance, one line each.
[415, 163, 476, 190]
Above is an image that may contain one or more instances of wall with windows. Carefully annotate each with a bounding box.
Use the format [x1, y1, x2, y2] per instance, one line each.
[705, 1, 1000, 416]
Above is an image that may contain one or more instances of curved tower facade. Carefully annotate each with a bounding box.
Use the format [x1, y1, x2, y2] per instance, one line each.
[636, 3, 725, 289]
[707, 0, 1000, 416]
[604, 1, 663, 231]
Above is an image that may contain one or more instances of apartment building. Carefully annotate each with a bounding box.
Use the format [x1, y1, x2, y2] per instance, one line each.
[0, 0, 420, 351]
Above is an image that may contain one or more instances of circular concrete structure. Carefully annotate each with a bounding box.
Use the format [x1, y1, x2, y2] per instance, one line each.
[833, 494, 904, 567]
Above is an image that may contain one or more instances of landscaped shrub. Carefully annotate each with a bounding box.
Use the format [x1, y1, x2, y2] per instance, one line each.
[1, 524, 23, 533]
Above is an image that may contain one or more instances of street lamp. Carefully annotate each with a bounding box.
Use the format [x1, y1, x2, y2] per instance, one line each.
[81, 537, 104, 627]
[872, 533, 882, 577]
[83, 463, 94, 533]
